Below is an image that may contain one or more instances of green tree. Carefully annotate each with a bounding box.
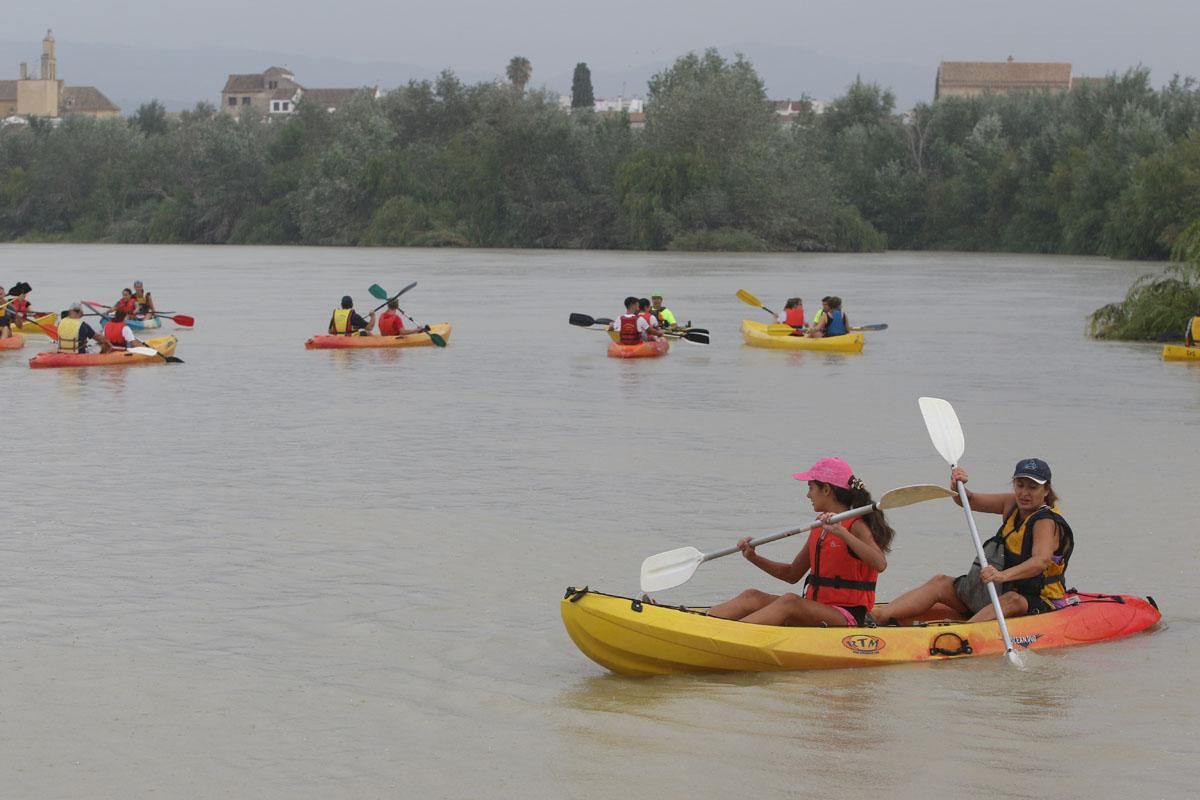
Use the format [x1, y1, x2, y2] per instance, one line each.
[131, 100, 169, 136]
[571, 63, 594, 109]
[506, 56, 532, 93]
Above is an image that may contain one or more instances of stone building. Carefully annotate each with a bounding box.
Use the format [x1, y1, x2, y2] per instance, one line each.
[0, 30, 120, 119]
[220, 67, 376, 118]
[935, 57, 1073, 100]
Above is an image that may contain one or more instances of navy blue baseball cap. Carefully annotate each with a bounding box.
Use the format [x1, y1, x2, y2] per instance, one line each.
[1013, 458, 1051, 485]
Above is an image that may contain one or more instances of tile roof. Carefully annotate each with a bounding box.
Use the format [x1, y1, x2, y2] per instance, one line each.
[223, 73, 266, 93]
[938, 61, 1072, 89]
[0, 80, 16, 101]
[300, 88, 366, 109]
[61, 86, 120, 113]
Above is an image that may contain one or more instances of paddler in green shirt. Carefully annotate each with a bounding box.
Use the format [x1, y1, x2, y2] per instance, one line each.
[650, 292, 677, 328]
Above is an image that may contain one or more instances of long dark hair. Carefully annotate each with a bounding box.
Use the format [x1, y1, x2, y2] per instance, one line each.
[816, 478, 896, 552]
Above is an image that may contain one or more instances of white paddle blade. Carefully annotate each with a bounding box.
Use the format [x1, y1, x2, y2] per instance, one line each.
[640, 546, 705, 593]
[127, 346, 160, 357]
[876, 483, 958, 510]
[919, 397, 965, 466]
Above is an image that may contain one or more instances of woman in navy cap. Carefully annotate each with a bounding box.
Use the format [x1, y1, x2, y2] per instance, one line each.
[873, 458, 1074, 625]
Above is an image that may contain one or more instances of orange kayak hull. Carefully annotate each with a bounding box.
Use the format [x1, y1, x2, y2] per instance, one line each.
[607, 339, 669, 359]
[29, 336, 178, 368]
[305, 323, 452, 349]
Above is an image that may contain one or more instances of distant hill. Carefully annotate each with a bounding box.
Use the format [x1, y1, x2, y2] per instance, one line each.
[0, 39, 937, 115]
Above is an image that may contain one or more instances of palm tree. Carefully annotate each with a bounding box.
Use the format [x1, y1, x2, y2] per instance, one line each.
[506, 56, 532, 93]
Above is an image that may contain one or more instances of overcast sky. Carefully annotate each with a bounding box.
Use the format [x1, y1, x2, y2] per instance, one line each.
[8, 0, 1198, 91]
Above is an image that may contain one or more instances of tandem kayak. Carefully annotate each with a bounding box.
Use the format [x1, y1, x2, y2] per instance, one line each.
[12, 313, 57, 336]
[1163, 344, 1200, 361]
[304, 323, 452, 349]
[0, 334, 24, 350]
[29, 336, 178, 369]
[560, 587, 1161, 676]
[740, 319, 864, 353]
[606, 330, 670, 358]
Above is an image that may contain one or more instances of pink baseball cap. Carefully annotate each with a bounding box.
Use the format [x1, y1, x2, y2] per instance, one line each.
[793, 457, 854, 489]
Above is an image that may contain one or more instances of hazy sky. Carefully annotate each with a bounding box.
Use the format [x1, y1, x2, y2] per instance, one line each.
[9, 0, 1199, 86]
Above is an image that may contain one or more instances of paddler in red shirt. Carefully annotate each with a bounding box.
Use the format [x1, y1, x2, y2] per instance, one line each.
[378, 299, 430, 337]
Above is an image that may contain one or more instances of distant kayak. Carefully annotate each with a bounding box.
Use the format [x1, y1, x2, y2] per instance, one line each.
[561, 587, 1161, 676]
[29, 336, 178, 369]
[12, 313, 57, 336]
[305, 323, 451, 349]
[0, 334, 25, 350]
[607, 338, 669, 359]
[740, 319, 864, 352]
[1163, 344, 1200, 361]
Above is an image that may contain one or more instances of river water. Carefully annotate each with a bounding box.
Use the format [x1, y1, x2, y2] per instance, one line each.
[1, 245, 1196, 799]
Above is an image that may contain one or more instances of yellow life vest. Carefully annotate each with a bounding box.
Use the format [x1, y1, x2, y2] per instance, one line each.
[995, 504, 1073, 604]
[1189, 316, 1200, 347]
[57, 317, 84, 353]
[332, 308, 354, 335]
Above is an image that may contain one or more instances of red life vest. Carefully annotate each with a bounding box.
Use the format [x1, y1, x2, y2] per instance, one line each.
[618, 314, 642, 345]
[11, 297, 30, 314]
[104, 320, 127, 347]
[378, 311, 403, 336]
[785, 306, 805, 328]
[803, 518, 878, 609]
[115, 297, 137, 314]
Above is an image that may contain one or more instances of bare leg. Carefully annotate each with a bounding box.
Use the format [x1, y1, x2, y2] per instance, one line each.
[968, 591, 1029, 622]
[873, 574, 966, 624]
[708, 588, 780, 621]
[740, 593, 855, 627]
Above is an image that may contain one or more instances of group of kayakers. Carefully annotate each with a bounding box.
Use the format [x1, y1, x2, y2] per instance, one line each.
[775, 296, 850, 338]
[327, 295, 431, 337]
[1, 279, 161, 353]
[608, 292, 682, 344]
[706, 456, 1072, 629]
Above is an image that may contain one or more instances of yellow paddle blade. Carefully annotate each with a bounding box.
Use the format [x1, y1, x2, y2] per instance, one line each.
[736, 289, 762, 308]
[876, 483, 958, 510]
[766, 323, 802, 336]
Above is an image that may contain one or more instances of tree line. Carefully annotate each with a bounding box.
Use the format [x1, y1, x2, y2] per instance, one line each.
[0, 48, 1198, 262]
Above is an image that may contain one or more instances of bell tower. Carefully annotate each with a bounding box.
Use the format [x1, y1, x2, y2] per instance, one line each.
[41, 29, 56, 81]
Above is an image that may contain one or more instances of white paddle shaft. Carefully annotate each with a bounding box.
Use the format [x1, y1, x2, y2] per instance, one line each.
[954, 477, 1016, 654]
[702, 503, 878, 562]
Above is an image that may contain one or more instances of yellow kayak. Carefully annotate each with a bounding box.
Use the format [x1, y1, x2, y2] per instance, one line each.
[561, 587, 1161, 676]
[13, 313, 57, 336]
[740, 319, 864, 352]
[1163, 344, 1200, 361]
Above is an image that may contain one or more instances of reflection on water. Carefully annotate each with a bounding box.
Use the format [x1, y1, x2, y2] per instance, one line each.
[1, 245, 1197, 799]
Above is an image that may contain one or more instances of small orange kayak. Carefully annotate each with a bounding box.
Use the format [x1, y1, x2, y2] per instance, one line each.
[305, 323, 451, 349]
[29, 336, 178, 368]
[607, 339, 669, 359]
[0, 335, 24, 350]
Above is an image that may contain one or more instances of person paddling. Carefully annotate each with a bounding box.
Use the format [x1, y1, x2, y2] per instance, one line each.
[638, 298, 665, 340]
[650, 292, 677, 328]
[0, 284, 12, 339]
[113, 288, 138, 316]
[329, 295, 376, 336]
[707, 458, 894, 627]
[57, 303, 110, 353]
[1185, 313, 1199, 347]
[378, 298, 429, 337]
[103, 310, 147, 351]
[132, 280, 156, 317]
[777, 297, 806, 333]
[808, 296, 848, 338]
[7, 282, 34, 324]
[610, 296, 649, 344]
[873, 459, 1074, 626]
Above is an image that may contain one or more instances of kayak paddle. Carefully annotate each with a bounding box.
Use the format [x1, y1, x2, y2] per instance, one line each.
[367, 282, 444, 346]
[663, 329, 710, 345]
[127, 345, 184, 363]
[640, 483, 957, 593]
[918, 396, 1019, 664]
[569, 313, 614, 328]
[736, 289, 778, 318]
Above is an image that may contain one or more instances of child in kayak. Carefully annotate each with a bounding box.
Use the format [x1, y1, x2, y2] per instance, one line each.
[378, 299, 429, 337]
[776, 297, 805, 333]
[638, 298, 665, 340]
[808, 296, 848, 337]
[113, 288, 138, 316]
[872, 459, 1074, 625]
[610, 296, 649, 343]
[707, 457, 894, 627]
[103, 310, 148, 351]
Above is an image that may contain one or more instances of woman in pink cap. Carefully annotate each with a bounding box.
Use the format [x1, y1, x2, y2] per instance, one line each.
[708, 457, 895, 627]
